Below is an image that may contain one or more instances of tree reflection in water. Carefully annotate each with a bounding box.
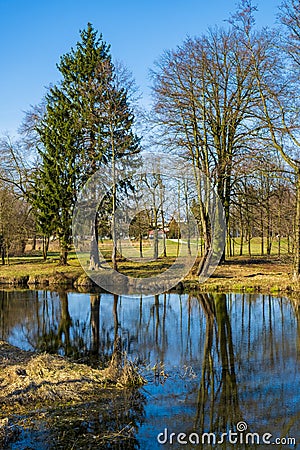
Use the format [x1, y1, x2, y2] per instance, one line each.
[194, 293, 243, 435]
[35, 291, 88, 358]
[90, 293, 100, 356]
[0, 290, 146, 449]
[0, 290, 300, 448]
[294, 299, 300, 358]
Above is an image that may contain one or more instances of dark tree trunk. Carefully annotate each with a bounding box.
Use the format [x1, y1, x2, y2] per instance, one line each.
[90, 213, 100, 270]
[161, 210, 167, 258]
[42, 236, 49, 261]
[139, 233, 143, 258]
[59, 240, 68, 265]
[0, 235, 4, 265]
[294, 170, 300, 280]
[31, 234, 37, 251]
[20, 239, 26, 255]
[196, 194, 211, 276]
[90, 294, 100, 355]
[260, 206, 264, 256]
[58, 292, 72, 355]
[239, 227, 244, 256]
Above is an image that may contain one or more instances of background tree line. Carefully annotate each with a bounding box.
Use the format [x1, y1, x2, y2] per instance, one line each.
[0, 0, 299, 279]
[151, 0, 300, 279]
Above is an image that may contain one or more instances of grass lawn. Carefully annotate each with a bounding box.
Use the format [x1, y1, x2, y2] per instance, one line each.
[0, 252, 82, 280]
[187, 255, 296, 294]
[227, 236, 291, 257]
[0, 238, 298, 294]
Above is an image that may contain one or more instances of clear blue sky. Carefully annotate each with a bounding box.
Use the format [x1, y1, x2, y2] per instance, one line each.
[0, 0, 281, 137]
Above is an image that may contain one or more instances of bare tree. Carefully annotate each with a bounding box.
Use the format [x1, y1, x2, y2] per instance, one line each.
[151, 23, 263, 267]
[231, 0, 300, 278]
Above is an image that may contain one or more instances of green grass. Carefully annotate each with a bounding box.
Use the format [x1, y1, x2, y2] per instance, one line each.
[0, 238, 298, 294]
[0, 254, 82, 279]
[98, 238, 196, 259]
[227, 237, 291, 257]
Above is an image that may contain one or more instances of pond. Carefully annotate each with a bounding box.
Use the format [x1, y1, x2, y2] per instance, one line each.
[0, 290, 299, 449]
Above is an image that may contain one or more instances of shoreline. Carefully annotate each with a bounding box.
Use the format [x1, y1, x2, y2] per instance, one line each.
[0, 256, 299, 295]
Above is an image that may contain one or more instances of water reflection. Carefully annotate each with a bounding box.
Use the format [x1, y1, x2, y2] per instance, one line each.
[0, 290, 299, 448]
[194, 294, 242, 435]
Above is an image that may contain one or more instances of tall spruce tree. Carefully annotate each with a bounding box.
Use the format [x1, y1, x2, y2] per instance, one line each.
[34, 23, 140, 265]
[34, 90, 79, 265]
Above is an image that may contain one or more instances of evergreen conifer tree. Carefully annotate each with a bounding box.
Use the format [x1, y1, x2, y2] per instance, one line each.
[34, 90, 79, 264]
[34, 24, 140, 265]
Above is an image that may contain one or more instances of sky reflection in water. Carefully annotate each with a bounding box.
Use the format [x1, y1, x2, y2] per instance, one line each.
[0, 290, 299, 449]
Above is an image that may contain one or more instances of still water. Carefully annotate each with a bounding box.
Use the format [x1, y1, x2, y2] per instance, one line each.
[0, 290, 299, 449]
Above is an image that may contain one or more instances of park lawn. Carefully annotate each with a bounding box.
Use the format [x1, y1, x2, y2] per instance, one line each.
[0, 254, 83, 280]
[227, 236, 290, 257]
[117, 256, 177, 277]
[0, 241, 298, 294]
[99, 238, 192, 260]
[184, 255, 297, 294]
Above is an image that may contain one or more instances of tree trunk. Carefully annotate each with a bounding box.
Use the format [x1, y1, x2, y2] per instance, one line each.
[266, 209, 271, 256]
[196, 226, 211, 274]
[111, 174, 117, 271]
[160, 183, 167, 258]
[31, 234, 37, 251]
[0, 235, 4, 265]
[59, 243, 68, 265]
[20, 239, 26, 255]
[6, 245, 9, 265]
[90, 294, 100, 355]
[111, 294, 121, 366]
[294, 170, 300, 280]
[153, 207, 159, 260]
[161, 212, 167, 258]
[111, 128, 118, 272]
[222, 168, 232, 263]
[153, 228, 159, 259]
[90, 213, 100, 270]
[184, 180, 191, 257]
[239, 227, 244, 256]
[260, 208, 264, 256]
[139, 233, 143, 258]
[196, 188, 211, 276]
[118, 237, 122, 257]
[199, 228, 202, 257]
[58, 292, 72, 355]
[176, 183, 181, 258]
[227, 229, 231, 258]
[42, 236, 49, 261]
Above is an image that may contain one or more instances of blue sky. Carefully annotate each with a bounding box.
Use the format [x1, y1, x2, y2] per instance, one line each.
[0, 0, 281, 137]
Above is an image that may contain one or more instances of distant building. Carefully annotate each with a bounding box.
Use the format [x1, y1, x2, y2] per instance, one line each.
[148, 230, 166, 239]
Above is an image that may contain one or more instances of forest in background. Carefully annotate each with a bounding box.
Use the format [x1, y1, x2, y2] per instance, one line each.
[0, 0, 299, 281]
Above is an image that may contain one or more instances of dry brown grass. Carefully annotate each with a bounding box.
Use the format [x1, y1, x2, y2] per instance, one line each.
[106, 347, 145, 388]
[184, 255, 299, 294]
[0, 340, 144, 414]
[0, 340, 145, 448]
[0, 341, 144, 449]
